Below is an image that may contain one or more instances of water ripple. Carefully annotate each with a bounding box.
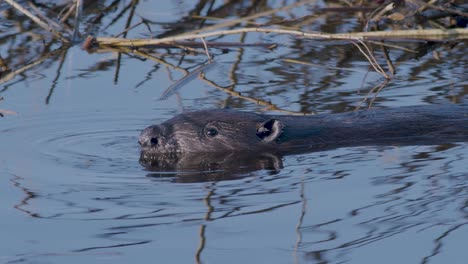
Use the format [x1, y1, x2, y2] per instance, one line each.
[2, 111, 145, 176]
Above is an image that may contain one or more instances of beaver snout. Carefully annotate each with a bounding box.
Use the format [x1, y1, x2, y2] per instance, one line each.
[139, 125, 161, 148]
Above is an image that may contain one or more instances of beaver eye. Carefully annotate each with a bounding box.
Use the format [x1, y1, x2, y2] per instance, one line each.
[205, 128, 218, 137]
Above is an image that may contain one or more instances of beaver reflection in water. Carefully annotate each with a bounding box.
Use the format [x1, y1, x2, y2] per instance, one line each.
[139, 104, 468, 156]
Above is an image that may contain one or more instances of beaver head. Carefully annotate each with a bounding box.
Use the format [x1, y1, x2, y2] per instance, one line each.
[139, 109, 283, 154]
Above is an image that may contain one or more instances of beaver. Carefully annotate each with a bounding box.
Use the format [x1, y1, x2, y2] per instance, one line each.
[139, 104, 468, 155]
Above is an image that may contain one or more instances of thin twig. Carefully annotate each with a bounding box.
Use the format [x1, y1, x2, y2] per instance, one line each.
[357, 39, 388, 78]
[200, 37, 212, 61]
[350, 41, 388, 78]
[159, 61, 217, 100]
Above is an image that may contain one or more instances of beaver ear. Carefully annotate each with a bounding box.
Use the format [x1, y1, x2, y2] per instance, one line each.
[256, 119, 283, 142]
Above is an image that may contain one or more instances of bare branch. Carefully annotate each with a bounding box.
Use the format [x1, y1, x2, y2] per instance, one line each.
[93, 28, 468, 48]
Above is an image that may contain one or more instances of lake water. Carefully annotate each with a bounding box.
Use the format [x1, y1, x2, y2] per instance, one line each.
[1, 1, 467, 263]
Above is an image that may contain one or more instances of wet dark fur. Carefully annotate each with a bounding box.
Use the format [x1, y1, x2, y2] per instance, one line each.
[139, 104, 468, 155]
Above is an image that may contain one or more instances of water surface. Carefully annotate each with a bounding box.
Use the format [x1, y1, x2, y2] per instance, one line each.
[1, 1, 467, 263]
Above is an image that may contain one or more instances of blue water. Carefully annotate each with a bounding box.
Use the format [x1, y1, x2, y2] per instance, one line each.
[1, 1, 467, 263]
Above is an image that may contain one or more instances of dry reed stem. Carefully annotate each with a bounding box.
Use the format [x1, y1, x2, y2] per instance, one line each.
[4, 0, 70, 43]
[94, 28, 468, 47]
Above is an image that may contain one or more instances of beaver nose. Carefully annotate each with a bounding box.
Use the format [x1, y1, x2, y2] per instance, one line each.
[139, 126, 161, 148]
